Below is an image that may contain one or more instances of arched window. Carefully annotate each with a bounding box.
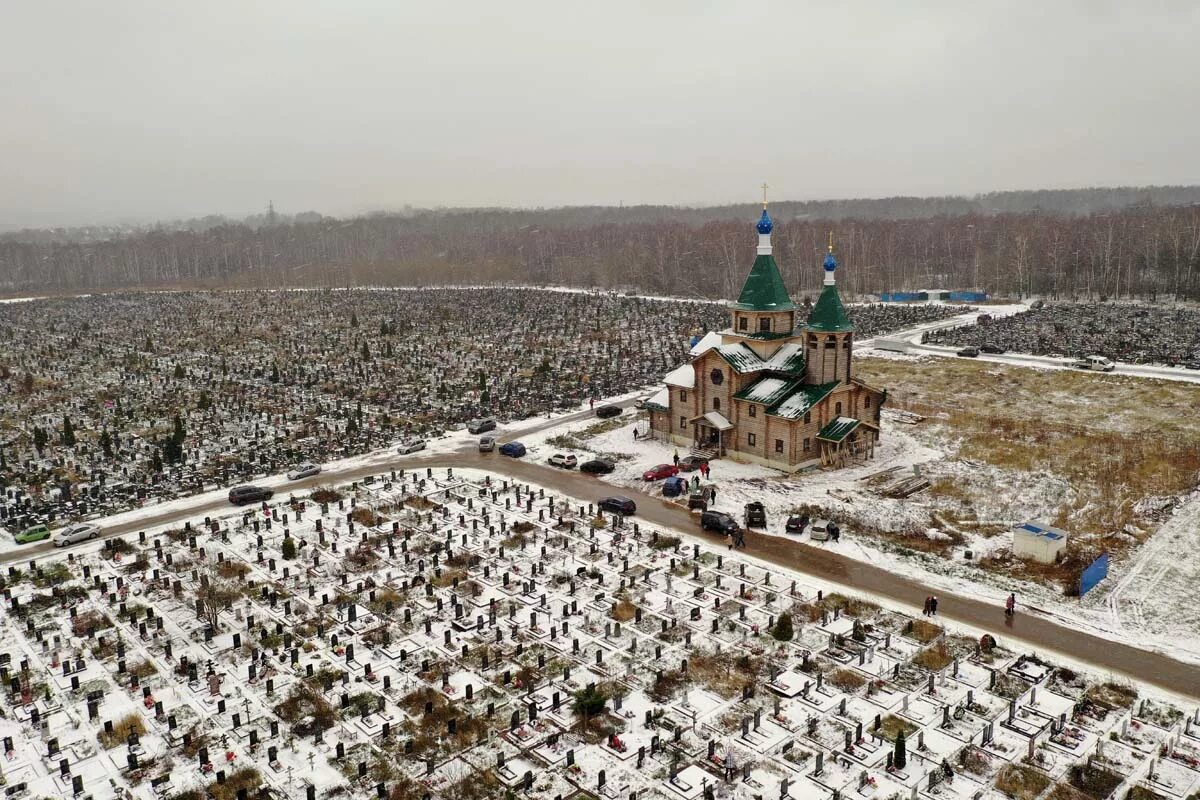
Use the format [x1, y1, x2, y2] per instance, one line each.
[713, 397, 721, 411]
[835, 401, 842, 415]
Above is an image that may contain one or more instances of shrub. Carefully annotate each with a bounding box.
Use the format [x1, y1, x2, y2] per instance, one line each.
[280, 537, 297, 560]
[771, 612, 794, 641]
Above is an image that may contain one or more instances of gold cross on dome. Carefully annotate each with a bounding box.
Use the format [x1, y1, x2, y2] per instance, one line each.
[828, 230, 835, 253]
[761, 182, 769, 209]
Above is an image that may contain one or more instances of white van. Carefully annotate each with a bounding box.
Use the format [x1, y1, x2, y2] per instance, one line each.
[1076, 355, 1115, 372]
[809, 519, 831, 541]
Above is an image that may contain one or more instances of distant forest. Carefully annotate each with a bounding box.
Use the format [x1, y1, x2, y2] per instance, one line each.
[4, 185, 1200, 300]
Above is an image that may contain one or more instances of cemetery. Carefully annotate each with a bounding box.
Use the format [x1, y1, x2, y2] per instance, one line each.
[922, 304, 1200, 368]
[0, 465, 1195, 800]
[0, 289, 962, 537]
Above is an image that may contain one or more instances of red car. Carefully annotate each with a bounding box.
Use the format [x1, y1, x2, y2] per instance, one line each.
[642, 463, 679, 481]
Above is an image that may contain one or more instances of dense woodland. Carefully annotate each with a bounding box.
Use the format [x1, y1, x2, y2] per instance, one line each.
[4, 186, 1200, 300]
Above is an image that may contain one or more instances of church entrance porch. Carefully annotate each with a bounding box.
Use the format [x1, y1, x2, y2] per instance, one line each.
[688, 411, 734, 458]
[817, 417, 878, 468]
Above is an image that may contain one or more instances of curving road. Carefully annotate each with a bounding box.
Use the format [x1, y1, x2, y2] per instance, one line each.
[7, 430, 1199, 700]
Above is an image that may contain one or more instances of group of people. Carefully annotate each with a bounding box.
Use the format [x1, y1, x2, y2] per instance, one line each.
[922, 595, 939, 616]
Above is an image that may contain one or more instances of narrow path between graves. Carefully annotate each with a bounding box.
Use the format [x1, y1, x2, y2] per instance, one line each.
[9, 450, 1200, 701]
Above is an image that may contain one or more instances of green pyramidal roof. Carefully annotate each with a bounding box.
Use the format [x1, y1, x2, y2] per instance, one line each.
[730, 254, 796, 311]
[807, 283, 854, 332]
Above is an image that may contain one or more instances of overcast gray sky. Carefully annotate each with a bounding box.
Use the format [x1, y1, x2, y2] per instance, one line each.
[2, 1, 1198, 228]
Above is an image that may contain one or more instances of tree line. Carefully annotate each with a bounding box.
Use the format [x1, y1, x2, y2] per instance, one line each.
[3, 186, 1200, 300]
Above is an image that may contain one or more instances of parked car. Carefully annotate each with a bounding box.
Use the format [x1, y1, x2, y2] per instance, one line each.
[54, 523, 100, 547]
[286, 462, 321, 481]
[633, 396, 651, 410]
[597, 496, 636, 516]
[548, 453, 578, 469]
[956, 346, 980, 358]
[580, 459, 615, 475]
[642, 463, 679, 481]
[595, 405, 622, 419]
[743, 501, 767, 528]
[661, 476, 687, 498]
[467, 418, 497, 434]
[1184, 361, 1200, 371]
[478, 435, 496, 452]
[677, 455, 708, 472]
[228, 485, 273, 505]
[397, 439, 427, 454]
[499, 441, 526, 458]
[979, 344, 1006, 354]
[1076, 355, 1115, 372]
[14, 523, 51, 544]
[701, 510, 739, 536]
[809, 518, 831, 541]
[687, 488, 710, 511]
[785, 515, 808, 534]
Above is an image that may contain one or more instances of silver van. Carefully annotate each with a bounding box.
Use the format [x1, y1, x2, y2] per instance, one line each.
[468, 418, 497, 435]
[478, 435, 496, 452]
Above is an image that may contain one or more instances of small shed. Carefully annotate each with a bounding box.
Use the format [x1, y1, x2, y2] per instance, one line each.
[1012, 521, 1068, 564]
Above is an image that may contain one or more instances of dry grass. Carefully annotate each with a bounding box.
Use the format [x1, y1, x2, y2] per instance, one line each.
[1067, 763, 1124, 800]
[350, 507, 385, 527]
[610, 598, 637, 622]
[913, 642, 954, 672]
[827, 668, 867, 692]
[688, 653, 760, 699]
[857, 356, 1200, 549]
[996, 764, 1053, 800]
[308, 487, 343, 504]
[877, 714, 917, 741]
[1085, 681, 1138, 710]
[98, 713, 147, 749]
[906, 619, 943, 643]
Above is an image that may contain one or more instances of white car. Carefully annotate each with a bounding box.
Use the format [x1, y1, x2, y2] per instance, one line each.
[397, 440, 427, 454]
[809, 519, 831, 542]
[286, 463, 322, 481]
[55, 523, 101, 547]
[1076, 355, 1115, 372]
[548, 453, 578, 469]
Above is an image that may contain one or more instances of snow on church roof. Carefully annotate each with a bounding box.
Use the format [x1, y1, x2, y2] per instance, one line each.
[663, 364, 695, 388]
[688, 331, 723, 357]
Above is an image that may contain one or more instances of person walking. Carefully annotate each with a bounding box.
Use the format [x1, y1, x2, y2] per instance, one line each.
[709, 486, 717, 504]
[673, 450, 680, 467]
[930, 596, 939, 616]
[589, 397, 595, 410]
[922, 596, 931, 616]
[1005, 593, 1016, 618]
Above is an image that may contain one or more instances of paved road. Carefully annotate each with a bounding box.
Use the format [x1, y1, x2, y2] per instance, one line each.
[10, 441, 1199, 700]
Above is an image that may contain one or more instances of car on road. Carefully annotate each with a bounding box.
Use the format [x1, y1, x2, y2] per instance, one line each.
[1076, 355, 1115, 372]
[809, 518, 831, 541]
[785, 515, 808, 534]
[228, 485, 274, 505]
[642, 463, 679, 481]
[54, 523, 101, 547]
[499, 441, 527, 458]
[1184, 361, 1200, 370]
[580, 459, 615, 475]
[14, 523, 51, 544]
[979, 344, 1006, 354]
[286, 462, 321, 481]
[467, 418, 497, 435]
[595, 405, 622, 419]
[597, 496, 636, 516]
[633, 396, 651, 410]
[548, 453, 578, 469]
[478, 435, 496, 452]
[701, 510, 739, 536]
[397, 439, 427, 454]
[677, 455, 708, 472]
[956, 346, 980, 358]
[743, 501, 767, 528]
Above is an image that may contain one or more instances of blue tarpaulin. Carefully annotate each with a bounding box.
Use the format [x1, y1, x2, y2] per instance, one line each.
[1079, 552, 1110, 597]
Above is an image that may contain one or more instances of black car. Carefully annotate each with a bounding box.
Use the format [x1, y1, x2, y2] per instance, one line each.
[701, 510, 738, 536]
[1183, 361, 1200, 370]
[743, 501, 767, 528]
[580, 459, 615, 474]
[595, 405, 622, 419]
[228, 485, 273, 505]
[979, 344, 1006, 354]
[956, 346, 980, 358]
[785, 515, 808, 534]
[677, 455, 708, 472]
[598, 496, 636, 516]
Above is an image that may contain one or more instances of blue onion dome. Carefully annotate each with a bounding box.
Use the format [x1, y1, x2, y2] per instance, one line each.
[823, 250, 838, 272]
[756, 209, 773, 235]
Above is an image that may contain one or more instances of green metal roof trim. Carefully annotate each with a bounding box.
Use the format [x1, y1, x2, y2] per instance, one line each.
[730, 254, 797, 311]
[714, 343, 765, 374]
[734, 330, 795, 341]
[806, 284, 854, 332]
[767, 381, 839, 420]
[734, 376, 802, 407]
[817, 416, 861, 443]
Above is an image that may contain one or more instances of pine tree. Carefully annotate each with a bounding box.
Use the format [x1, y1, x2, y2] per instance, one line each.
[384, 341, 393, 358]
[60, 416, 76, 446]
[100, 428, 113, 458]
[894, 730, 907, 770]
[151, 449, 163, 472]
[771, 612, 794, 641]
[361, 340, 370, 361]
[173, 364, 185, 379]
[281, 536, 297, 560]
[32, 426, 47, 453]
[269, 363, 280, 383]
[0, 446, 6, 471]
[350, 312, 358, 328]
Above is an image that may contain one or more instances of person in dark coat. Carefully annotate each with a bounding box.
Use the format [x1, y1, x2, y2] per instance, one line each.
[923, 596, 932, 616]
[929, 596, 939, 616]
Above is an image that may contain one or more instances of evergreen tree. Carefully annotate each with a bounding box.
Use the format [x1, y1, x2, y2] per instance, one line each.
[384, 341, 393, 358]
[346, 416, 359, 437]
[349, 312, 359, 328]
[269, 363, 280, 383]
[144, 335, 153, 351]
[0, 446, 6, 471]
[33, 425, 47, 453]
[281, 537, 297, 560]
[173, 364, 185, 379]
[60, 416, 76, 446]
[197, 391, 212, 411]
[21, 373, 33, 393]
[100, 428, 113, 458]
[150, 449, 163, 472]
[771, 612, 794, 641]
[361, 340, 370, 361]
[894, 730, 907, 770]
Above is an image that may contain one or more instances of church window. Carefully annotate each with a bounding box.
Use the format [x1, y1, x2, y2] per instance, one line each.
[679, 416, 687, 429]
[680, 390, 687, 402]
[748, 405, 757, 418]
[825, 339, 836, 348]
[843, 338, 851, 348]
[803, 438, 811, 452]
[864, 396, 871, 408]
[738, 316, 748, 331]
[709, 369, 724, 385]
[803, 412, 811, 424]
[835, 401, 842, 415]
[748, 433, 756, 446]
[713, 397, 720, 410]
[775, 439, 784, 453]
[759, 317, 771, 332]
